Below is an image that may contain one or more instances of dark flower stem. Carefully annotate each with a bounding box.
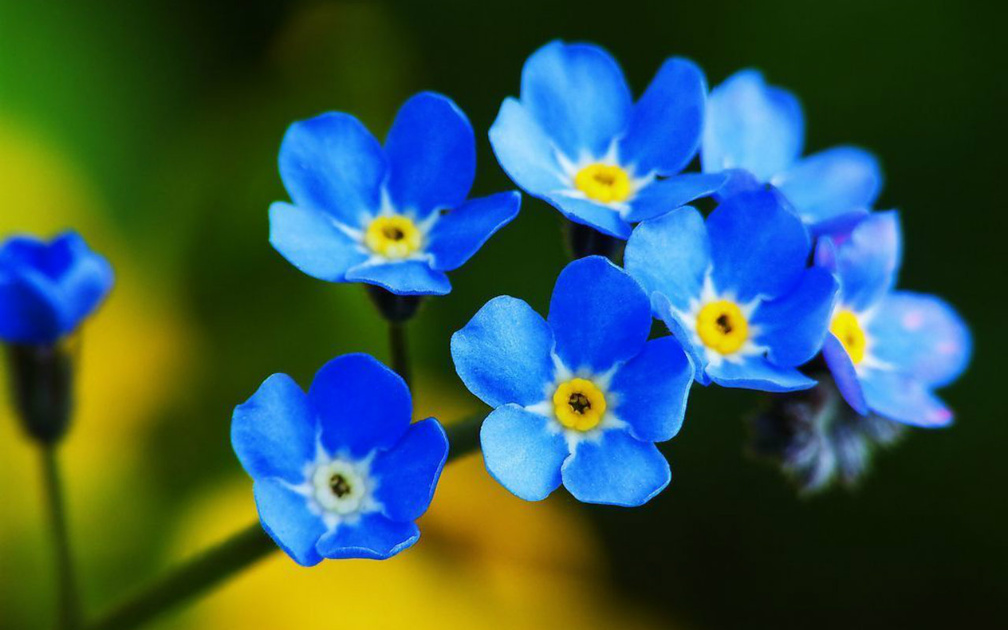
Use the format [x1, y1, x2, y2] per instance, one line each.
[81, 413, 485, 630]
[41, 445, 82, 630]
[388, 321, 412, 388]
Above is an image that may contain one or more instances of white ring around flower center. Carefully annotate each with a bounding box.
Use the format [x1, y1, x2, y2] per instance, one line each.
[311, 459, 367, 515]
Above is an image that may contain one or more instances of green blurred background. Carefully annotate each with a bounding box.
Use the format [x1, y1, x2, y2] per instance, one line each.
[1, 1, 1003, 628]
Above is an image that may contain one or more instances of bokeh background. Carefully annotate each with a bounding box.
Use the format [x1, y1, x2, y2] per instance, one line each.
[1, 1, 1004, 628]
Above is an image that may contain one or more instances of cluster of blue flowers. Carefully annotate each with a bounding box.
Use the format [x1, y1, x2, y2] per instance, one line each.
[1, 40, 972, 568]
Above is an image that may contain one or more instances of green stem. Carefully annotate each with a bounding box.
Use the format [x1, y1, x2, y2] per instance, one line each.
[388, 321, 411, 387]
[41, 445, 82, 630]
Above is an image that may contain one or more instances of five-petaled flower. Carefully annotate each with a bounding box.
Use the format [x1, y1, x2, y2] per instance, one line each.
[0, 232, 114, 345]
[625, 190, 838, 392]
[232, 353, 449, 564]
[489, 40, 727, 240]
[451, 256, 694, 506]
[269, 92, 521, 296]
[702, 70, 882, 235]
[815, 212, 971, 426]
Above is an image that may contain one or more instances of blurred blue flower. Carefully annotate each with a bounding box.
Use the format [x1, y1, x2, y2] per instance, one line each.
[489, 40, 726, 240]
[270, 92, 520, 296]
[625, 190, 838, 392]
[451, 256, 694, 506]
[816, 212, 971, 426]
[702, 70, 882, 234]
[232, 354, 448, 564]
[0, 232, 114, 345]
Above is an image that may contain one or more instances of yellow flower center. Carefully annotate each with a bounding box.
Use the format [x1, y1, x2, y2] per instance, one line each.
[364, 215, 422, 259]
[696, 300, 749, 355]
[574, 163, 632, 204]
[830, 310, 866, 365]
[552, 378, 607, 432]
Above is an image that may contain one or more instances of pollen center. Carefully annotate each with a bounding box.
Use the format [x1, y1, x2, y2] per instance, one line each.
[830, 310, 866, 364]
[312, 460, 365, 515]
[696, 300, 749, 355]
[365, 215, 422, 259]
[574, 163, 632, 204]
[552, 378, 607, 432]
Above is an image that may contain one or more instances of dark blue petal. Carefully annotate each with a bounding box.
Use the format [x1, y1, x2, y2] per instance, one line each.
[610, 336, 694, 442]
[624, 206, 710, 312]
[860, 370, 953, 427]
[561, 429, 670, 506]
[520, 40, 632, 160]
[384, 92, 476, 218]
[621, 57, 706, 176]
[708, 189, 810, 302]
[316, 512, 420, 560]
[544, 194, 632, 239]
[427, 191, 521, 272]
[489, 98, 568, 196]
[480, 404, 568, 501]
[268, 202, 368, 282]
[309, 354, 412, 458]
[707, 359, 817, 392]
[774, 146, 882, 227]
[253, 479, 325, 567]
[822, 335, 869, 414]
[816, 212, 901, 312]
[232, 373, 316, 483]
[344, 260, 451, 296]
[752, 267, 838, 367]
[624, 173, 729, 223]
[702, 70, 804, 181]
[278, 112, 386, 226]
[371, 418, 449, 522]
[0, 273, 63, 343]
[865, 292, 971, 388]
[548, 256, 651, 373]
[451, 296, 555, 408]
[46, 232, 114, 330]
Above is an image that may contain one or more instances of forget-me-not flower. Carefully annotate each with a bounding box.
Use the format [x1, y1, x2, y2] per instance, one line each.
[0, 232, 114, 345]
[232, 353, 449, 564]
[702, 70, 882, 234]
[489, 40, 727, 240]
[270, 92, 520, 296]
[451, 256, 694, 506]
[625, 190, 838, 392]
[816, 212, 971, 426]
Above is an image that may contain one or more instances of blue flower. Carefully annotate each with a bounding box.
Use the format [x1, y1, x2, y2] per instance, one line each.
[231, 353, 449, 564]
[269, 92, 521, 296]
[0, 232, 114, 345]
[702, 70, 882, 234]
[625, 190, 838, 392]
[816, 212, 971, 426]
[451, 256, 694, 506]
[489, 40, 726, 240]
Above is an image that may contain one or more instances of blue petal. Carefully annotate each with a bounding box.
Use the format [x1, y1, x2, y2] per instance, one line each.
[316, 512, 420, 560]
[544, 193, 632, 239]
[232, 373, 316, 483]
[752, 267, 838, 367]
[384, 92, 476, 218]
[860, 369, 953, 427]
[480, 404, 568, 501]
[653, 293, 710, 384]
[344, 260, 451, 296]
[253, 479, 325, 567]
[489, 98, 567, 196]
[561, 429, 670, 506]
[865, 292, 971, 388]
[624, 173, 729, 223]
[309, 354, 412, 458]
[427, 191, 521, 272]
[620, 57, 707, 176]
[708, 189, 810, 302]
[822, 335, 869, 414]
[774, 146, 882, 227]
[548, 256, 651, 373]
[0, 273, 63, 343]
[609, 336, 694, 442]
[278, 112, 386, 227]
[451, 296, 555, 408]
[46, 233, 114, 330]
[816, 212, 901, 312]
[624, 206, 710, 312]
[268, 202, 368, 282]
[702, 69, 804, 181]
[707, 358, 817, 392]
[520, 40, 632, 160]
[371, 418, 449, 522]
